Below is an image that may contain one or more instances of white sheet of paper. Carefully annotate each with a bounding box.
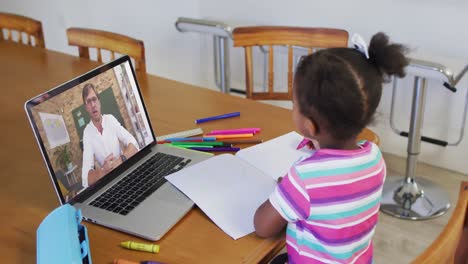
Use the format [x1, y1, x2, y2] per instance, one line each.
[236, 131, 313, 180]
[166, 154, 276, 240]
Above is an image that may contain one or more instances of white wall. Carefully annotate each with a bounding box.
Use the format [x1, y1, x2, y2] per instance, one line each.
[0, 0, 203, 86]
[197, 0, 468, 174]
[1, 0, 467, 174]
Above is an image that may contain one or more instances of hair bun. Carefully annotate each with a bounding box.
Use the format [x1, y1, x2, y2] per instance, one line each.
[368, 32, 409, 78]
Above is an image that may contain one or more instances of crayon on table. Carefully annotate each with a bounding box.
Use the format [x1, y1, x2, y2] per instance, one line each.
[120, 241, 160, 253]
[113, 259, 139, 264]
[195, 111, 240, 124]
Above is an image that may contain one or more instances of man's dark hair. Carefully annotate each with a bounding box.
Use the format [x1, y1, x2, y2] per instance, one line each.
[82, 83, 98, 104]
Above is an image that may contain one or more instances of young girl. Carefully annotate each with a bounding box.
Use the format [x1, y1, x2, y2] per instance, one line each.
[254, 32, 408, 264]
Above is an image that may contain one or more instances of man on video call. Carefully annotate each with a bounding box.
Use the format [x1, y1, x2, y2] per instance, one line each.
[81, 83, 139, 188]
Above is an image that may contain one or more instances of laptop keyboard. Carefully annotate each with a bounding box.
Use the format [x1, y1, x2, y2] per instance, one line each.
[89, 152, 191, 215]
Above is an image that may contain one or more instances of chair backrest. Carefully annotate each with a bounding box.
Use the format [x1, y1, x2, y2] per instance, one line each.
[66, 27, 146, 72]
[412, 181, 468, 264]
[0, 12, 45, 48]
[232, 26, 348, 100]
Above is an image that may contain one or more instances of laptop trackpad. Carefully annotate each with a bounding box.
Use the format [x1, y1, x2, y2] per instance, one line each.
[80, 183, 193, 240]
[119, 183, 193, 239]
[148, 182, 193, 205]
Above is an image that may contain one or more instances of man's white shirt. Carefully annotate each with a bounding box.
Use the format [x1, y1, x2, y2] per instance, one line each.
[81, 114, 139, 187]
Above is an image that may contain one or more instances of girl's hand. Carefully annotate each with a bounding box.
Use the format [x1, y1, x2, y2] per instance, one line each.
[277, 176, 283, 183]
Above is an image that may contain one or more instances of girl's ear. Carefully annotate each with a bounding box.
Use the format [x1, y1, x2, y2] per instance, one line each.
[304, 118, 318, 137]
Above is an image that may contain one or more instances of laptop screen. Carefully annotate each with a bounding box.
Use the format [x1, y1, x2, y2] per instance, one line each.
[25, 57, 155, 203]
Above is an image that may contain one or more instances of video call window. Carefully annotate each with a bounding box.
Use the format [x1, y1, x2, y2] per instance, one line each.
[31, 61, 153, 202]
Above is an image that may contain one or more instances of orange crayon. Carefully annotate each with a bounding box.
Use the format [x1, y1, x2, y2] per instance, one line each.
[113, 259, 139, 264]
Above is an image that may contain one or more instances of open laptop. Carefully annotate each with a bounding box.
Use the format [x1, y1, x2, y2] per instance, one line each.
[25, 55, 210, 241]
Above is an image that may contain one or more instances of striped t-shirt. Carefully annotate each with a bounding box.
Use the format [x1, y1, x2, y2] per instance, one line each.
[269, 141, 386, 264]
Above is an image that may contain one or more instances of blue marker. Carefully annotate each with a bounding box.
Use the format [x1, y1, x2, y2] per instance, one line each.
[195, 112, 240, 124]
[165, 137, 216, 142]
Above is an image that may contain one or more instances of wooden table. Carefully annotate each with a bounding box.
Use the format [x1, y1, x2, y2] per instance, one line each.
[0, 41, 384, 263]
[0, 42, 292, 263]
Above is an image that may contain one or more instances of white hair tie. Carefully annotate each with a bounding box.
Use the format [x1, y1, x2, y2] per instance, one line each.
[351, 33, 369, 59]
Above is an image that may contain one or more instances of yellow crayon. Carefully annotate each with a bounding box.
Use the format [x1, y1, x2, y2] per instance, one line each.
[120, 241, 160, 253]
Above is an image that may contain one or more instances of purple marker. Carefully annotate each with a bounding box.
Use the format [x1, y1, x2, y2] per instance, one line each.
[195, 112, 240, 124]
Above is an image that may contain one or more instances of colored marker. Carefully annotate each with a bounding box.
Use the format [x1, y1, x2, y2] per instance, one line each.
[165, 137, 216, 142]
[221, 139, 264, 144]
[113, 260, 166, 264]
[171, 141, 226, 146]
[188, 147, 240, 152]
[120, 241, 160, 253]
[195, 112, 240, 124]
[158, 139, 203, 144]
[181, 143, 233, 147]
[214, 133, 253, 139]
[208, 128, 261, 135]
[167, 145, 215, 156]
[296, 138, 311, 150]
[207, 130, 256, 135]
[172, 144, 214, 148]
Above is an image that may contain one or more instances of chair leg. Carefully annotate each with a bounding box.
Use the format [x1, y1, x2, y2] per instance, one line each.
[380, 77, 451, 220]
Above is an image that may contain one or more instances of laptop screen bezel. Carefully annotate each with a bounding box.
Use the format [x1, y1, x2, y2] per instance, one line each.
[24, 55, 157, 205]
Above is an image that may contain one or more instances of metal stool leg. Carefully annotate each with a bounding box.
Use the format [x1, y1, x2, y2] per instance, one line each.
[381, 76, 451, 220]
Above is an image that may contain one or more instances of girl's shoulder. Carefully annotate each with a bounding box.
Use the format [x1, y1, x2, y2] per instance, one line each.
[295, 140, 381, 166]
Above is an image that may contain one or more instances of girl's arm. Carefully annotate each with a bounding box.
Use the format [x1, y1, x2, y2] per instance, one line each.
[254, 199, 287, 238]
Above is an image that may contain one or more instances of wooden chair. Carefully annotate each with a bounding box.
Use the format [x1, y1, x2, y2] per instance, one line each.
[233, 26, 348, 100]
[0, 12, 45, 48]
[233, 26, 380, 145]
[412, 181, 468, 264]
[66, 27, 146, 72]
